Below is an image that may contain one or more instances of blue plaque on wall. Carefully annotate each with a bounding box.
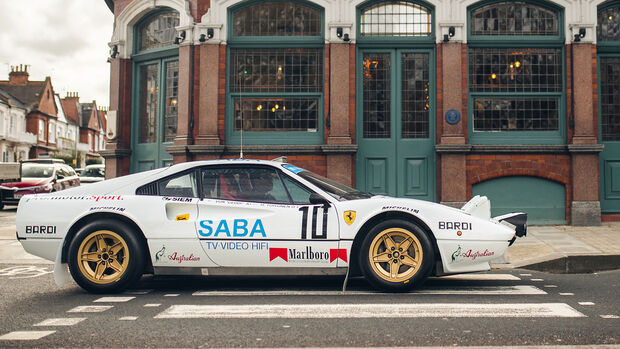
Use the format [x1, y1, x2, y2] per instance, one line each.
[445, 109, 460, 125]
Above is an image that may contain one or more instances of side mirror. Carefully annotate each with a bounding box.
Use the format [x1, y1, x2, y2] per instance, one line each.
[309, 193, 330, 207]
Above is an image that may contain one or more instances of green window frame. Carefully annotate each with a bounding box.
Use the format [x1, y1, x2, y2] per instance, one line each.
[226, 0, 325, 145]
[597, 2, 620, 142]
[467, 0, 565, 144]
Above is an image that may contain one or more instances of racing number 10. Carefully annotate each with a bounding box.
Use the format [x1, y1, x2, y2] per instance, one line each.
[299, 206, 328, 239]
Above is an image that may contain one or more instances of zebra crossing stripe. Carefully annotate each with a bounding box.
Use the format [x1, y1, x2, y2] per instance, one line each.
[437, 274, 520, 281]
[155, 303, 586, 319]
[33, 318, 86, 326]
[192, 285, 545, 297]
[93, 296, 135, 303]
[0, 331, 56, 340]
[67, 305, 113, 313]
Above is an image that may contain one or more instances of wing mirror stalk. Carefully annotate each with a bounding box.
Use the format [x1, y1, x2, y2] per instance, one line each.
[309, 193, 331, 208]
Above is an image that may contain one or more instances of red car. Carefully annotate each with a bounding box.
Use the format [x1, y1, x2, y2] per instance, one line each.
[0, 160, 80, 209]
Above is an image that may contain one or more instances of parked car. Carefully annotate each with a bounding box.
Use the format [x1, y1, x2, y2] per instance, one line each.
[15, 159, 526, 293]
[79, 164, 105, 184]
[0, 161, 80, 209]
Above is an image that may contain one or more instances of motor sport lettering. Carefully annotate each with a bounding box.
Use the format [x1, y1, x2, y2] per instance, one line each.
[269, 247, 347, 263]
[451, 245, 495, 262]
[198, 219, 267, 238]
[25, 225, 56, 234]
[438, 221, 472, 230]
[204, 241, 269, 250]
[155, 246, 200, 263]
[31, 195, 124, 201]
[299, 206, 328, 239]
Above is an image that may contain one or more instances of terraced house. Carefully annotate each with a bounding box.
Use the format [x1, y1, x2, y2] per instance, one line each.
[101, 0, 620, 225]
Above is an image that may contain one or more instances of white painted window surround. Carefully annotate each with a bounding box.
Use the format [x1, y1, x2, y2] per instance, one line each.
[109, 0, 610, 57]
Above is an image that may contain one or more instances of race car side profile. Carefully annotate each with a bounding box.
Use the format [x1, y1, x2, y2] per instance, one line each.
[16, 159, 526, 293]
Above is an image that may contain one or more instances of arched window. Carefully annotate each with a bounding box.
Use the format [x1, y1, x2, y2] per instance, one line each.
[467, 1, 564, 144]
[360, 1, 432, 37]
[137, 10, 180, 51]
[228, 1, 324, 144]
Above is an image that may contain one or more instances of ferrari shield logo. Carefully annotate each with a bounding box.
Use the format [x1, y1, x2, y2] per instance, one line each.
[344, 211, 356, 225]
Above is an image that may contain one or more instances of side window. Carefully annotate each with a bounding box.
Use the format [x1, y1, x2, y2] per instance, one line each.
[281, 175, 312, 204]
[201, 167, 290, 203]
[158, 171, 197, 198]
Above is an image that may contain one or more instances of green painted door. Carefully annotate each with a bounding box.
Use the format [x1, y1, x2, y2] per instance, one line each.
[599, 56, 620, 213]
[356, 49, 435, 200]
[132, 59, 179, 172]
[473, 176, 566, 225]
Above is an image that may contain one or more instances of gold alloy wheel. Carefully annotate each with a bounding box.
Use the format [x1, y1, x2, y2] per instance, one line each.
[368, 227, 423, 283]
[76, 230, 129, 284]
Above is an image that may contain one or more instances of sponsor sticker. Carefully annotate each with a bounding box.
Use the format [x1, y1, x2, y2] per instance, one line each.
[176, 214, 190, 221]
[282, 164, 305, 174]
[343, 211, 356, 225]
[268, 247, 347, 263]
[439, 221, 472, 231]
[451, 245, 495, 262]
[381, 206, 419, 214]
[198, 218, 267, 238]
[163, 197, 194, 203]
[204, 241, 268, 251]
[155, 245, 201, 264]
[25, 225, 56, 235]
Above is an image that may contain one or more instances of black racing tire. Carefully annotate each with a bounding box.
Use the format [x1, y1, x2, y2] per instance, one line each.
[359, 219, 434, 292]
[68, 220, 145, 293]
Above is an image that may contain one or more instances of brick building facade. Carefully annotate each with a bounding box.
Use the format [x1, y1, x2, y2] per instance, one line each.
[102, 0, 620, 225]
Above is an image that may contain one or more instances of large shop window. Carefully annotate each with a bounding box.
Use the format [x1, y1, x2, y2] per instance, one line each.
[467, 1, 564, 144]
[228, 1, 324, 145]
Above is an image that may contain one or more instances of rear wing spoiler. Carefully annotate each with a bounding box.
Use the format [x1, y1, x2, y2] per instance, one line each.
[461, 195, 527, 238]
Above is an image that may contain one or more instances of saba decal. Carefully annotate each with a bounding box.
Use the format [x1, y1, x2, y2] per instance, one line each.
[269, 247, 347, 263]
[451, 245, 494, 262]
[155, 246, 200, 264]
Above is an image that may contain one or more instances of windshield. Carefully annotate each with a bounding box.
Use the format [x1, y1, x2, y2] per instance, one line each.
[82, 166, 104, 177]
[21, 164, 54, 178]
[289, 167, 372, 201]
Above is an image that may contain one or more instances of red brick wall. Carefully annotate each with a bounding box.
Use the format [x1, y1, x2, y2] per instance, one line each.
[217, 45, 226, 143]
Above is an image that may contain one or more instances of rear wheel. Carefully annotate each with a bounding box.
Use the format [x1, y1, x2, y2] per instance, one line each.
[360, 219, 434, 292]
[68, 220, 145, 293]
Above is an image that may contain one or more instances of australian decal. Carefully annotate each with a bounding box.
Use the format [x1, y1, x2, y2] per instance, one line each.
[343, 211, 356, 225]
[439, 221, 472, 230]
[198, 219, 266, 238]
[451, 245, 495, 262]
[269, 247, 347, 263]
[155, 246, 200, 264]
[25, 225, 56, 234]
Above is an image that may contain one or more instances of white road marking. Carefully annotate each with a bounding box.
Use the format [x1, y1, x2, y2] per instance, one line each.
[530, 278, 544, 281]
[155, 303, 585, 319]
[578, 302, 595, 306]
[600, 315, 619, 319]
[144, 303, 162, 307]
[192, 285, 546, 297]
[438, 274, 520, 281]
[544, 285, 558, 288]
[164, 294, 180, 297]
[559, 293, 574, 296]
[93, 296, 135, 303]
[67, 305, 113, 313]
[125, 289, 153, 295]
[519, 273, 532, 276]
[33, 318, 85, 326]
[119, 316, 138, 321]
[0, 266, 53, 279]
[0, 331, 56, 340]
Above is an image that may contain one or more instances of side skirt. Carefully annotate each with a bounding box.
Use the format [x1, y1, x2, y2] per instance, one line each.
[154, 267, 349, 276]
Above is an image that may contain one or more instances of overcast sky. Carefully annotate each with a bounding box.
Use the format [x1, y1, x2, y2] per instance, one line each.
[0, 0, 114, 107]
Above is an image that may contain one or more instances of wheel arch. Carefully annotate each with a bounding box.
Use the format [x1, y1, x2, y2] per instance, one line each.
[61, 212, 153, 273]
[349, 211, 440, 276]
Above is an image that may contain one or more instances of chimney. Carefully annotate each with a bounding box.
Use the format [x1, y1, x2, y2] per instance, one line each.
[8, 64, 29, 85]
[64, 92, 80, 102]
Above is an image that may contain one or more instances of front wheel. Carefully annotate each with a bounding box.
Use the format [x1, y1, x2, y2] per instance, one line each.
[360, 219, 434, 292]
[68, 220, 145, 293]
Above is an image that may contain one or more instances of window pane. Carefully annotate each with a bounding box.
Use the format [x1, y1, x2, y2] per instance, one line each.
[233, 98, 318, 132]
[402, 53, 429, 138]
[471, 2, 558, 36]
[139, 64, 159, 143]
[360, 1, 431, 37]
[158, 172, 197, 197]
[201, 167, 290, 203]
[473, 98, 558, 131]
[139, 11, 180, 51]
[233, 2, 321, 36]
[363, 53, 391, 138]
[164, 61, 179, 143]
[600, 57, 620, 141]
[282, 175, 312, 204]
[469, 48, 562, 93]
[230, 48, 323, 93]
[598, 6, 620, 42]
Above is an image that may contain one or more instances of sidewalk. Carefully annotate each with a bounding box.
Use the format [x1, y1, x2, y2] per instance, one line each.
[492, 222, 620, 273]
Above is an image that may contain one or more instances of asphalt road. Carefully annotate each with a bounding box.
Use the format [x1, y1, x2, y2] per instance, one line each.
[0, 209, 618, 348]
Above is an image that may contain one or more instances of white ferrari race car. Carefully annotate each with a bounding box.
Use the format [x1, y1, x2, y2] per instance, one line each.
[16, 159, 526, 293]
